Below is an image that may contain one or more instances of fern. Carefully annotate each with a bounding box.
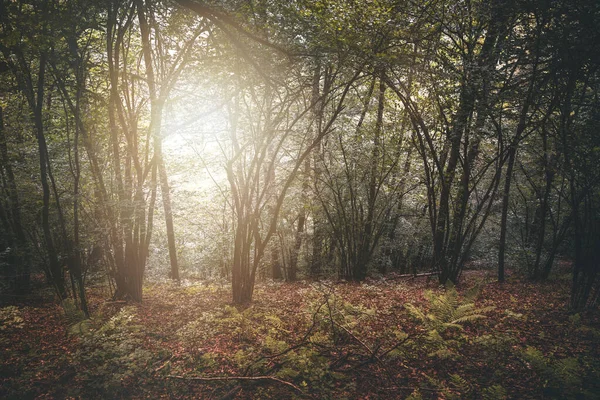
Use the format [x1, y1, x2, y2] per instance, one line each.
[449, 373, 472, 395]
[406, 285, 494, 333]
[522, 346, 584, 398]
[482, 384, 508, 400]
[75, 306, 160, 397]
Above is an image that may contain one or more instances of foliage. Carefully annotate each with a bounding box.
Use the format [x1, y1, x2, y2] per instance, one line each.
[0, 306, 24, 331]
[178, 303, 286, 346]
[1, 0, 600, 395]
[405, 284, 495, 333]
[176, 294, 359, 394]
[520, 346, 600, 399]
[481, 384, 508, 400]
[1, 279, 600, 398]
[73, 306, 163, 398]
[61, 299, 86, 326]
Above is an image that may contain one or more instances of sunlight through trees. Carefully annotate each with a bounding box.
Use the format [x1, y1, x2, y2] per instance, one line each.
[0, 0, 599, 310]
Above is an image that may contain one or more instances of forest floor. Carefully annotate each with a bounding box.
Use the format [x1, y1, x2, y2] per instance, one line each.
[1, 268, 599, 399]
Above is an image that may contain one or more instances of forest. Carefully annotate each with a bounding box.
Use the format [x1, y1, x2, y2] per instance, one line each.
[0, 0, 599, 398]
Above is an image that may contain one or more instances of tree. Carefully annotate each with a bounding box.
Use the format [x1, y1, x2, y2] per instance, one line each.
[0, 104, 30, 295]
[225, 59, 360, 303]
[316, 71, 405, 280]
[0, 0, 67, 298]
[103, 0, 159, 301]
[134, 0, 205, 283]
[375, 0, 511, 284]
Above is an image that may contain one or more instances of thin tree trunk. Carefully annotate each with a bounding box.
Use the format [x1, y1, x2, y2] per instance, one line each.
[159, 156, 179, 281]
[106, 4, 128, 296]
[310, 60, 323, 278]
[498, 146, 516, 283]
[271, 240, 282, 280]
[435, 84, 472, 283]
[33, 53, 66, 298]
[533, 128, 554, 280]
[136, 0, 179, 283]
[288, 159, 308, 282]
[0, 106, 30, 294]
[70, 57, 89, 317]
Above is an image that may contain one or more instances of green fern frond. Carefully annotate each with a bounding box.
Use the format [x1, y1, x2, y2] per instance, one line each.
[440, 322, 464, 331]
[429, 347, 457, 359]
[449, 373, 471, 392]
[405, 303, 426, 323]
[464, 284, 483, 303]
[555, 357, 582, 387]
[522, 347, 583, 390]
[454, 303, 476, 316]
[427, 329, 444, 343]
[407, 285, 494, 333]
[451, 314, 487, 324]
[62, 299, 87, 333]
[482, 384, 507, 400]
[477, 306, 497, 314]
[68, 319, 92, 336]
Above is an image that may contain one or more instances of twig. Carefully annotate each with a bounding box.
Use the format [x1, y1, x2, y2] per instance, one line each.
[382, 386, 441, 393]
[335, 321, 379, 361]
[218, 384, 242, 400]
[154, 355, 173, 373]
[167, 374, 303, 393]
[378, 334, 413, 359]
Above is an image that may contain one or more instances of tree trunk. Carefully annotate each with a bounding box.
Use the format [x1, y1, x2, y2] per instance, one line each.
[136, 0, 179, 283]
[271, 240, 282, 280]
[310, 60, 324, 278]
[33, 53, 66, 298]
[435, 84, 472, 284]
[498, 146, 516, 283]
[159, 156, 179, 281]
[106, 3, 127, 296]
[532, 128, 555, 280]
[288, 209, 305, 282]
[0, 106, 30, 294]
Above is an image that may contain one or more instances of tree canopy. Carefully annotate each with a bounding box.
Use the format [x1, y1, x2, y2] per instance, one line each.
[0, 0, 599, 312]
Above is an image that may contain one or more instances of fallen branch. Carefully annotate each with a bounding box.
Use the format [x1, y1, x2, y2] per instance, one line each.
[385, 272, 439, 280]
[167, 374, 302, 393]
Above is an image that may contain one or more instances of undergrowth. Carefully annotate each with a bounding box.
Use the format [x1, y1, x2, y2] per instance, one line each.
[2, 278, 599, 399]
[70, 306, 165, 398]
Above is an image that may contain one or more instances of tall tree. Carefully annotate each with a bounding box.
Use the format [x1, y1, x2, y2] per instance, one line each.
[0, 0, 67, 298]
[105, 0, 158, 301]
[135, 0, 204, 283]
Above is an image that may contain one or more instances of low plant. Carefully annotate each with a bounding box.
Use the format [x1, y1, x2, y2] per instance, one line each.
[73, 306, 163, 398]
[405, 284, 494, 334]
[521, 346, 591, 399]
[0, 305, 24, 331]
